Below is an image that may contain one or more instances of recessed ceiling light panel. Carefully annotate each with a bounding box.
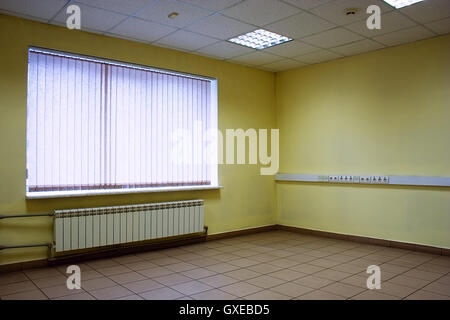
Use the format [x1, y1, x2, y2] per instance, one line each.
[382, 0, 424, 9]
[228, 29, 292, 50]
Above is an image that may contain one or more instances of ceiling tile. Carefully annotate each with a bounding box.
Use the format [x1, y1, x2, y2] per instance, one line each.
[0, 0, 67, 21]
[76, 0, 154, 15]
[425, 17, 450, 35]
[281, 0, 333, 10]
[154, 29, 218, 51]
[372, 25, 435, 46]
[136, 0, 212, 28]
[311, 0, 393, 25]
[179, 0, 242, 12]
[194, 41, 255, 59]
[301, 27, 364, 48]
[400, 0, 450, 24]
[52, 2, 128, 32]
[186, 14, 254, 40]
[345, 11, 417, 37]
[261, 58, 306, 71]
[108, 17, 176, 43]
[229, 51, 282, 66]
[266, 11, 335, 39]
[331, 39, 385, 56]
[264, 40, 320, 57]
[295, 49, 343, 64]
[222, 0, 300, 26]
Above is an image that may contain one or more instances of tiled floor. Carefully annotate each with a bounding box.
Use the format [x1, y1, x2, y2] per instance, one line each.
[1, 230, 450, 300]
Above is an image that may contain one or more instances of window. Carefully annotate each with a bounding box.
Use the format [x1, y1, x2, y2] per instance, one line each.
[26, 48, 218, 198]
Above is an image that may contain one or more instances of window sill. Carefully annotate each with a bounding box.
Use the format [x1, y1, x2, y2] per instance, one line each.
[26, 185, 223, 199]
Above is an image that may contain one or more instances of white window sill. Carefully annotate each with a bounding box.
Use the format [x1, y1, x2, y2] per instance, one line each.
[26, 185, 223, 199]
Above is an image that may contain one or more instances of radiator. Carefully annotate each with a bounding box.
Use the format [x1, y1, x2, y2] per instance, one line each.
[53, 200, 204, 253]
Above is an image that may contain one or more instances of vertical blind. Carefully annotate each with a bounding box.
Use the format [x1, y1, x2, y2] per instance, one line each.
[26, 48, 217, 196]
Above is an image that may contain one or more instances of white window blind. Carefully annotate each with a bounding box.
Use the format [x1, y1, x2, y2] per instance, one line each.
[26, 48, 218, 198]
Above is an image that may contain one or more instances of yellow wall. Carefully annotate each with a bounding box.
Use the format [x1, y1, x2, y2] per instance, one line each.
[276, 34, 450, 248]
[0, 15, 277, 265]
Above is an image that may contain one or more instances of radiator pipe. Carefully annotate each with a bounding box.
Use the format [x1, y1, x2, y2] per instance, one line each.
[0, 243, 53, 258]
[0, 212, 54, 219]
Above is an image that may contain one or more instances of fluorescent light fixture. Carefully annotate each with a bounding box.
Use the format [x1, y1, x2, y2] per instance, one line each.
[228, 29, 292, 50]
[382, 0, 424, 9]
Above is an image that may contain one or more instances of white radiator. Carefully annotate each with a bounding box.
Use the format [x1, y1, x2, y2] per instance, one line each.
[53, 200, 204, 253]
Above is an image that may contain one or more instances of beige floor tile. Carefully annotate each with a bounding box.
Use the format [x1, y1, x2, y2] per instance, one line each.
[416, 263, 450, 274]
[188, 257, 221, 267]
[205, 263, 240, 273]
[137, 266, 174, 278]
[117, 294, 144, 300]
[244, 290, 291, 300]
[220, 282, 263, 297]
[350, 290, 399, 300]
[309, 258, 341, 268]
[24, 267, 62, 280]
[321, 282, 366, 298]
[437, 275, 450, 285]
[111, 255, 144, 264]
[140, 287, 184, 300]
[191, 289, 237, 300]
[268, 258, 299, 268]
[32, 274, 67, 288]
[42, 284, 84, 299]
[150, 257, 182, 266]
[85, 259, 120, 269]
[122, 278, 164, 293]
[296, 290, 346, 300]
[213, 253, 242, 262]
[246, 275, 286, 289]
[224, 268, 261, 281]
[123, 260, 158, 271]
[90, 285, 133, 300]
[81, 277, 116, 291]
[270, 282, 314, 298]
[0, 280, 38, 296]
[304, 250, 332, 258]
[388, 275, 430, 289]
[0, 272, 28, 285]
[165, 262, 197, 273]
[172, 280, 213, 295]
[108, 271, 147, 284]
[378, 282, 417, 298]
[289, 263, 324, 274]
[250, 253, 279, 263]
[181, 268, 217, 280]
[405, 290, 450, 300]
[97, 265, 132, 277]
[153, 273, 192, 286]
[247, 263, 284, 274]
[421, 281, 450, 296]
[197, 248, 223, 257]
[331, 263, 365, 274]
[403, 269, 442, 281]
[294, 275, 334, 289]
[228, 258, 260, 268]
[174, 252, 204, 262]
[53, 292, 95, 300]
[314, 269, 352, 281]
[339, 275, 368, 288]
[199, 274, 239, 288]
[268, 269, 306, 281]
[79, 270, 104, 281]
[2, 289, 48, 300]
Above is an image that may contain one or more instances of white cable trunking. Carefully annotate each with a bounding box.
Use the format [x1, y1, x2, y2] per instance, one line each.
[275, 174, 450, 187]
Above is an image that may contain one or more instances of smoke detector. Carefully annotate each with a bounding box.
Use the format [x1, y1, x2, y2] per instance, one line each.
[344, 8, 360, 15]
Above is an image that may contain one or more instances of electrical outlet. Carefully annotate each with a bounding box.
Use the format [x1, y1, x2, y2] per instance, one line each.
[382, 176, 389, 184]
[360, 176, 371, 183]
[328, 175, 338, 182]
